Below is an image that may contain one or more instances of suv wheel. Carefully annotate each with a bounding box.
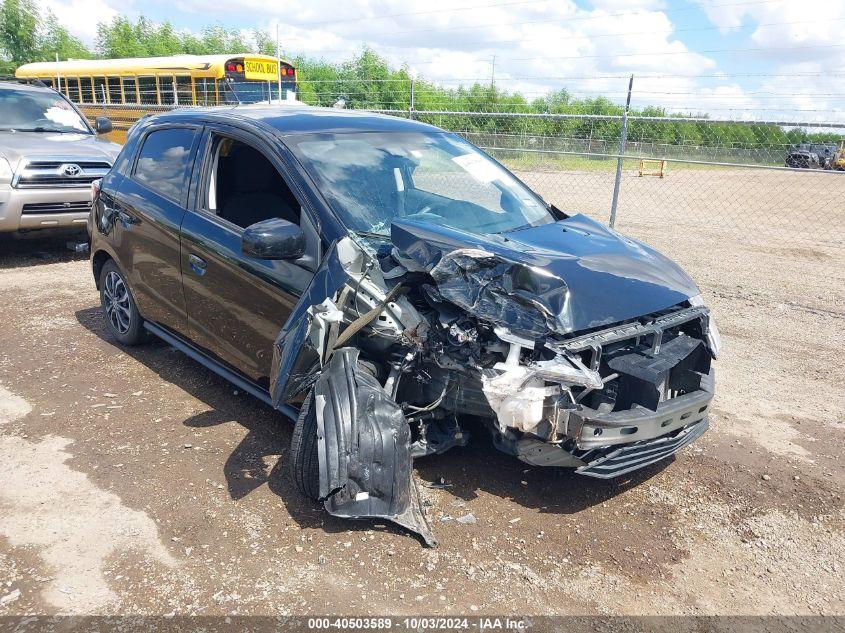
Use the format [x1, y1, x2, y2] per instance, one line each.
[99, 260, 145, 346]
[289, 389, 321, 500]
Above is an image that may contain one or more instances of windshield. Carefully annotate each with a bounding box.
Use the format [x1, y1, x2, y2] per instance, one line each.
[0, 87, 89, 133]
[227, 81, 294, 104]
[286, 131, 554, 236]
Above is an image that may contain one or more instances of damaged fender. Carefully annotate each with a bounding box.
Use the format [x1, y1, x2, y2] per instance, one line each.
[313, 347, 436, 546]
[270, 240, 350, 405]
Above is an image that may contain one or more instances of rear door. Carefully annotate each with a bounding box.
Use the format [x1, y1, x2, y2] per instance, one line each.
[110, 124, 202, 335]
[180, 125, 317, 388]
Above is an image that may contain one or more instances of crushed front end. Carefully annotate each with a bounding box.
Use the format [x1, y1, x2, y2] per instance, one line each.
[270, 215, 719, 544]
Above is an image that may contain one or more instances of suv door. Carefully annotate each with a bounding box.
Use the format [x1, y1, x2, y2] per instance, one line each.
[111, 124, 201, 335]
[180, 126, 318, 388]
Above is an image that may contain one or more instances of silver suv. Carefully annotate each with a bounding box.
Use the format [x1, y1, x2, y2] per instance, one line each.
[0, 80, 121, 234]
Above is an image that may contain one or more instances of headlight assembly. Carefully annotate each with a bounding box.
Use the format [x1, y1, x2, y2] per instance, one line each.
[689, 294, 721, 358]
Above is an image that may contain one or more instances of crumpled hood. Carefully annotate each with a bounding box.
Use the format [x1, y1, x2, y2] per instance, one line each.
[0, 131, 121, 168]
[391, 214, 700, 337]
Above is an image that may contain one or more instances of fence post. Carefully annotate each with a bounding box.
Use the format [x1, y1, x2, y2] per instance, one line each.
[409, 77, 415, 120]
[609, 74, 634, 228]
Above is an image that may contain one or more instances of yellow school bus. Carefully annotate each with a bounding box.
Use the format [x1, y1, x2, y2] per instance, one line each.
[15, 54, 297, 106]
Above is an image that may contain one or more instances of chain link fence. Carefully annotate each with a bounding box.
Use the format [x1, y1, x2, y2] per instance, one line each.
[369, 109, 845, 249]
[77, 82, 845, 250]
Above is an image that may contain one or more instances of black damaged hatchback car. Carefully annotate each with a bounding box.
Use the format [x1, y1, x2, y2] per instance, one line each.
[89, 105, 719, 545]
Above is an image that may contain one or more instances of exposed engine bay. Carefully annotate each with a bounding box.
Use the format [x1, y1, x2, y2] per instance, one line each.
[270, 215, 720, 545]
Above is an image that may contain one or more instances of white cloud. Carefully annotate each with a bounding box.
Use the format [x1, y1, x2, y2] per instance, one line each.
[42, 0, 122, 45]
[42, 0, 845, 120]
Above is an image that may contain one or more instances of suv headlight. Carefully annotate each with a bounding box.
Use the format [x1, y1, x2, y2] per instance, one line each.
[689, 294, 721, 358]
[0, 157, 13, 185]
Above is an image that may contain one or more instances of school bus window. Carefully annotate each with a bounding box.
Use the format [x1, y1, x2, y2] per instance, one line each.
[138, 76, 157, 104]
[93, 77, 106, 103]
[122, 77, 138, 104]
[39, 77, 54, 88]
[175, 75, 192, 105]
[106, 76, 121, 103]
[66, 77, 81, 102]
[160, 75, 175, 105]
[80, 77, 93, 103]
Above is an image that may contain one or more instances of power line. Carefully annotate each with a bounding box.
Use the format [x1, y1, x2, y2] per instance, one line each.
[298, 86, 845, 99]
[296, 72, 845, 83]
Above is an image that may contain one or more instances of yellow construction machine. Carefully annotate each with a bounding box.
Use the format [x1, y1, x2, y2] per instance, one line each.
[831, 139, 845, 171]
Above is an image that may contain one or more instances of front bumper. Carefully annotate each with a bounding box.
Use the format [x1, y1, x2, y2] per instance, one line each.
[576, 417, 709, 479]
[0, 186, 92, 232]
[572, 369, 715, 451]
[515, 369, 714, 476]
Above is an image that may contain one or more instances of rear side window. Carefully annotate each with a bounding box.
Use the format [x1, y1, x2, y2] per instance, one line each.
[133, 128, 197, 202]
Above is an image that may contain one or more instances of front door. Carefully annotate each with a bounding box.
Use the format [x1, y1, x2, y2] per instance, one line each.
[180, 128, 315, 387]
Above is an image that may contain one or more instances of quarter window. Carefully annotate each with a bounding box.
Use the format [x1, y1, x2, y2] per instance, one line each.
[133, 128, 196, 202]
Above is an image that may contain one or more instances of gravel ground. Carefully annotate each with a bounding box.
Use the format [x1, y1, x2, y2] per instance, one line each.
[0, 169, 843, 617]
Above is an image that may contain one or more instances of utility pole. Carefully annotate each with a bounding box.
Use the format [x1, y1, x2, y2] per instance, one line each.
[409, 77, 415, 119]
[490, 54, 496, 88]
[55, 53, 61, 94]
[276, 23, 283, 102]
[609, 74, 634, 229]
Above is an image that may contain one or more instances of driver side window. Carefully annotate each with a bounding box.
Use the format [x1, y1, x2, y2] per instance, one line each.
[205, 135, 301, 230]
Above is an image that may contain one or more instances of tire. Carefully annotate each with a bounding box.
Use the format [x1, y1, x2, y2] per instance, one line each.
[289, 389, 321, 500]
[99, 259, 146, 346]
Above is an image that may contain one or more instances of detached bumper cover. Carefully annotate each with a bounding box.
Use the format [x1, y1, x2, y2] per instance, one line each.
[576, 417, 709, 479]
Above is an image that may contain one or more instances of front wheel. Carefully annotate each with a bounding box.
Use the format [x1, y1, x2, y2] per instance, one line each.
[99, 260, 145, 346]
[289, 389, 321, 500]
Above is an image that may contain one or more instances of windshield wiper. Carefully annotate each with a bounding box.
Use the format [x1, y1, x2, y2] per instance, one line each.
[8, 127, 83, 134]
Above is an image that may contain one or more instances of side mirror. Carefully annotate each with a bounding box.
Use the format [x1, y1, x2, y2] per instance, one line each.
[242, 218, 306, 260]
[94, 117, 113, 134]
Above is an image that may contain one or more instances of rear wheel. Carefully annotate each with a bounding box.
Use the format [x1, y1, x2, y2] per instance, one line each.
[289, 389, 321, 500]
[99, 260, 145, 346]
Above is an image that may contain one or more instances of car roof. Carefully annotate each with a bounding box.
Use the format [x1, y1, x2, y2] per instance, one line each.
[155, 104, 443, 136]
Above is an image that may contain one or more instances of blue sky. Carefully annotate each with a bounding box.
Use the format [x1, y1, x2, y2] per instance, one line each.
[44, 0, 845, 120]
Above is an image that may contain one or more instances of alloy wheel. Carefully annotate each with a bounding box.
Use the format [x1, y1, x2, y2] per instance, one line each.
[103, 270, 132, 334]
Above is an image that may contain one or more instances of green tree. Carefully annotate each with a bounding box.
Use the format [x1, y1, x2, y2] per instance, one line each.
[0, 0, 39, 72]
[38, 11, 90, 61]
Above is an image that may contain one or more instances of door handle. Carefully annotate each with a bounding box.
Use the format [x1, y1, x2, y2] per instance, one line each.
[188, 254, 207, 276]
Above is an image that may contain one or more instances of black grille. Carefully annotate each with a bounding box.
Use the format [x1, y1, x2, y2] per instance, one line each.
[21, 201, 92, 215]
[23, 160, 111, 170]
[17, 175, 101, 187]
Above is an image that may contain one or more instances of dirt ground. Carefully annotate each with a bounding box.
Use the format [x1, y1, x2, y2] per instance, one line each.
[0, 169, 844, 618]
